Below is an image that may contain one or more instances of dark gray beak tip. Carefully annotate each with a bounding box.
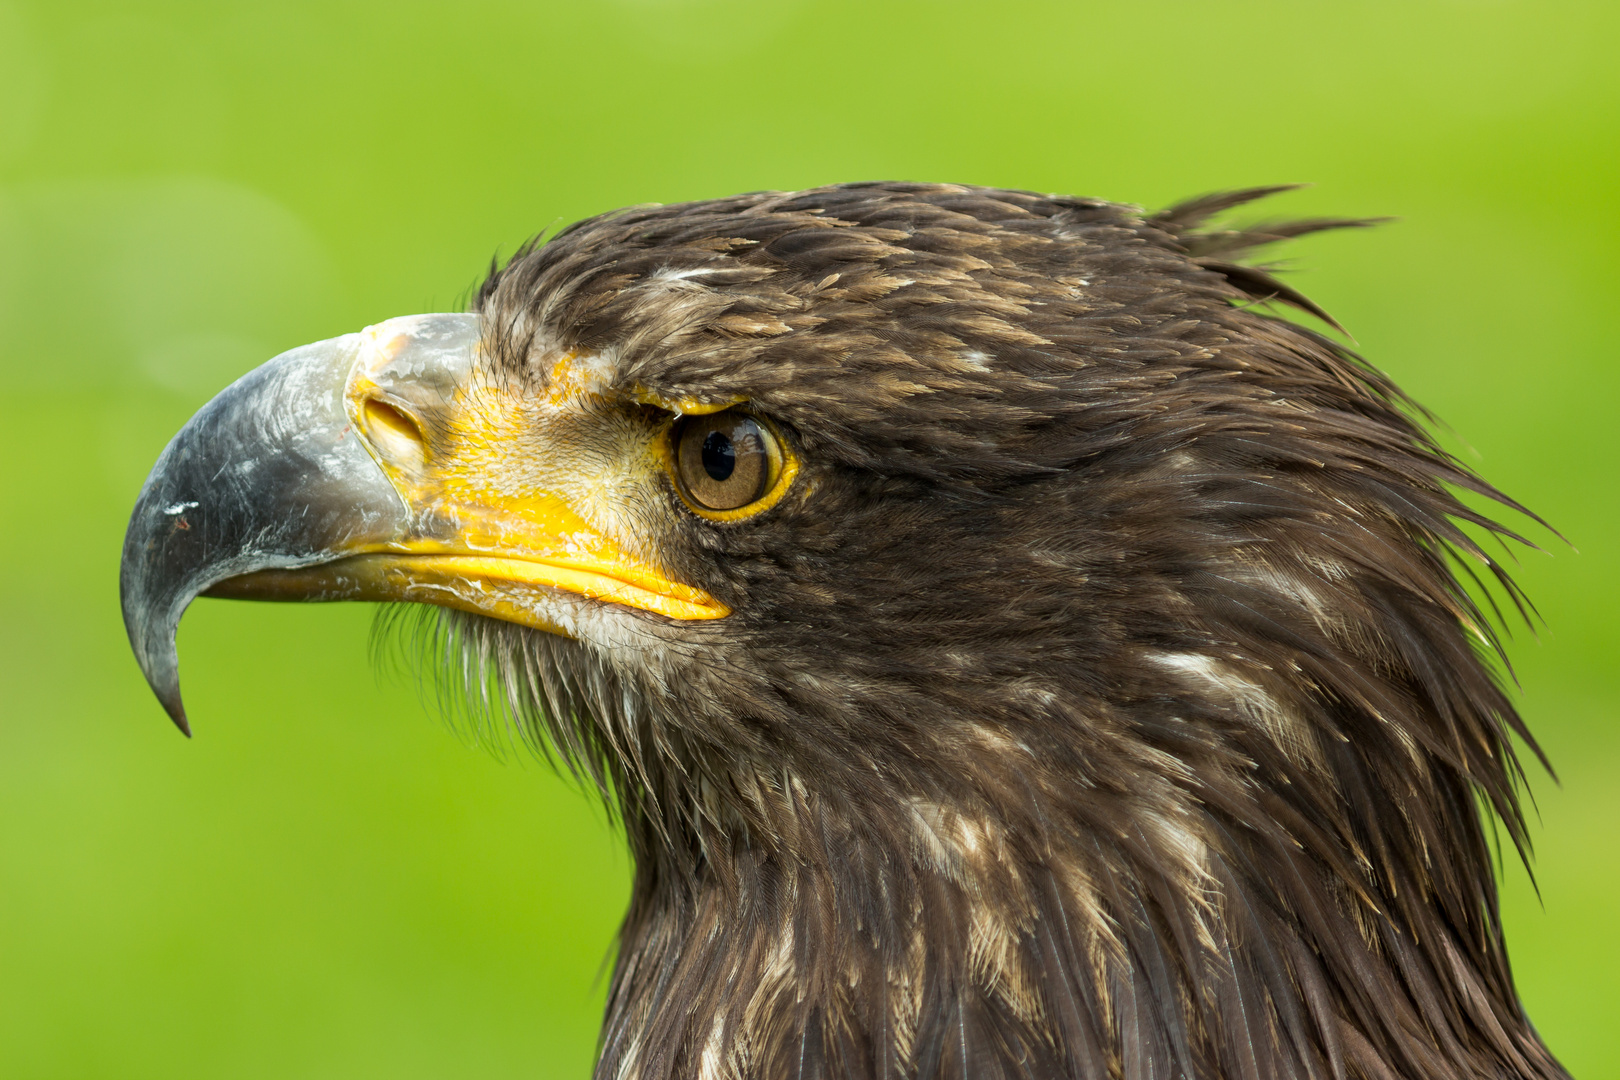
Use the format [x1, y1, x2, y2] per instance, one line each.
[118, 316, 472, 734]
[118, 330, 372, 738]
[120, 553, 194, 737]
[127, 641, 193, 737]
[152, 657, 192, 737]
[163, 694, 193, 738]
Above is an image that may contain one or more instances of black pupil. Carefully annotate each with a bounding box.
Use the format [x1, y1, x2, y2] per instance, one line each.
[701, 430, 735, 481]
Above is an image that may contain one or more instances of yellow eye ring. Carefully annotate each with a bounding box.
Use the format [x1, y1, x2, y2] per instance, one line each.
[667, 410, 799, 522]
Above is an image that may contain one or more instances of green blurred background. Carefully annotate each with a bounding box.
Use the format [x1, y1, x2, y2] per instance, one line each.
[0, 1, 1615, 1076]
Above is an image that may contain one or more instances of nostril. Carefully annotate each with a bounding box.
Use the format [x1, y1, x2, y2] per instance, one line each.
[362, 398, 427, 470]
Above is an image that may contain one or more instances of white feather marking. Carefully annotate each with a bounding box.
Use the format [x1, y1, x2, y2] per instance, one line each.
[648, 265, 722, 283]
[1151, 651, 1326, 771]
[697, 1015, 727, 1080]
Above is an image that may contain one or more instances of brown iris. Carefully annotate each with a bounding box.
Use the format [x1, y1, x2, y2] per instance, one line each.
[673, 412, 779, 512]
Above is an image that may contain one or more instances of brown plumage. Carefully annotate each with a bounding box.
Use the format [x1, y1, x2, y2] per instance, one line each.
[450, 183, 1563, 1080]
[123, 180, 1567, 1080]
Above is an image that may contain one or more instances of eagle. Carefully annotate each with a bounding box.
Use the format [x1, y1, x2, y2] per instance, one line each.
[121, 182, 1568, 1080]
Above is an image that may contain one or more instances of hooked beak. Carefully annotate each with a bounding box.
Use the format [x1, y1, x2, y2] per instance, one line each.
[120, 313, 726, 735]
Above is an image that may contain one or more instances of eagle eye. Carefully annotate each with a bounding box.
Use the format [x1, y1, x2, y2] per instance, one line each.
[671, 411, 792, 519]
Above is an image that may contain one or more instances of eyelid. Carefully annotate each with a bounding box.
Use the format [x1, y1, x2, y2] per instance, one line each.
[631, 386, 746, 416]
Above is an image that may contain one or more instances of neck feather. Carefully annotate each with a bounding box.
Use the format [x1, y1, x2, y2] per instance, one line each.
[595, 681, 1563, 1080]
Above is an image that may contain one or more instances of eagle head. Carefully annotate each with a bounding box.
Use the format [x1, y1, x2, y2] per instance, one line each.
[121, 183, 1565, 1080]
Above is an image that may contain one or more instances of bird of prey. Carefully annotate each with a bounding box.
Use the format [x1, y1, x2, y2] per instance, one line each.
[122, 182, 1568, 1080]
